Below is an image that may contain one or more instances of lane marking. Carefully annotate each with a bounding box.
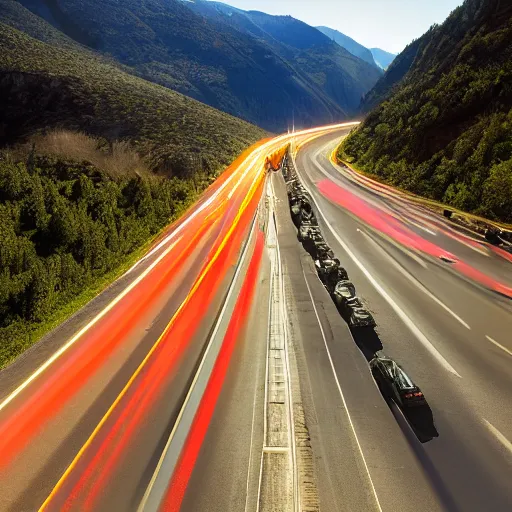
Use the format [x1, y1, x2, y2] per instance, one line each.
[139, 218, 259, 511]
[360, 229, 471, 330]
[263, 447, 289, 453]
[405, 219, 437, 237]
[2, 126, 294, 412]
[256, 178, 299, 512]
[302, 269, 383, 512]
[41, 160, 267, 511]
[484, 420, 512, 456]
[0, 235, 181, 413]
[244, 359, 262, 512]
[293, 155, 462, 378]
[276, 207, 300, 512]
[485, 336, 512, 357]
[254, 227, 273, 512]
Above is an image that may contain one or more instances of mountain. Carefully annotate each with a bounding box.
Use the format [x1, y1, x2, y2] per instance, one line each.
[360, 34, 430, 113]
[340, 0, 512, 223]
[0, 5, 268, 357]
[370, 48, 396, 70]
[184, 1, 382, 126]
[14, 0, 380, 132]
[316, 26, 379, 70]
[0, 6, 266, 174]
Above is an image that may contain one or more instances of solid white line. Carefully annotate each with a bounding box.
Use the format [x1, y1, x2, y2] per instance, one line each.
[244, 370, 261, 512]
[484, 420, 512, 456]
[486, 336, 512, 357]
[406, 219, 437, 237]
[271, 176, 300, 511]
[255, 181, 275, 512]
[276, 210, 300, 512]
[263, 446, 289, 453]
[257, 178, 300, 512]
[302, 269, 383, 512]
[0, 235, 181, 413]
[139, 217, 258, 511]
[293, 161, 462, 378]
[255, 451, 265, 512]
[360, 229, 471, 330]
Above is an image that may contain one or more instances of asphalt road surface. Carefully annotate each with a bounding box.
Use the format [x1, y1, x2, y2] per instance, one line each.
[0, 124, 511, 512]
[290, 129, 512, 512]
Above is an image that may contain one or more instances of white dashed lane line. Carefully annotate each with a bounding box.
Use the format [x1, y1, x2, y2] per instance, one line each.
[483, 420, 512, 457]
[485, 335, 512, 357]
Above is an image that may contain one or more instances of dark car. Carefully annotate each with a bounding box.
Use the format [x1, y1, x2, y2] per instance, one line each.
[290, 196, 306, 224]
[370, 356, 426, 408]
[298, 224, 322, 242]
[312, 242, 334, 260]
[335, 266, 349, 282]
[300, 202, 316, 223]
[315, 259, 346, 292]
[333, 280, 356, 308]
[302, 236, 324, 255]
[348, 307, 376, 328]
[485, 227, 504, 246]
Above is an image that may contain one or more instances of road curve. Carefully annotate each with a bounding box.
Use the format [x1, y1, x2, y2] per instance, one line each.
[0, 123, 356, 511]
[291, 129, 512, 512]
[0, 123, 510, 512]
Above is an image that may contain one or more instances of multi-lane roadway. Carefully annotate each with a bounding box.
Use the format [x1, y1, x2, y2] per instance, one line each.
[0, 125, 510, 511]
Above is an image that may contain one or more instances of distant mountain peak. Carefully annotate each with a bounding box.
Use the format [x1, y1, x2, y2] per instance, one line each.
[316, 26, 381, 71]
[369, 48, 396, 70]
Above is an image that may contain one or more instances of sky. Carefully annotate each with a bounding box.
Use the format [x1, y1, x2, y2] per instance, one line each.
[213, 0, 465, 54]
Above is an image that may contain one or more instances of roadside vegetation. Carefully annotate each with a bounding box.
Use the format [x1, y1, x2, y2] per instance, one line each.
[0, 133, 206, 367]
[340, 0, 512, 223]
[0, 23, 266, 174]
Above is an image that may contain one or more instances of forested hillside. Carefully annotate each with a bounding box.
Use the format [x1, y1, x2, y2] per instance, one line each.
[0, 21, 265, 174]
[0, 150, 200, 364]
[341, 0, 512, 223]
[0, 16, 266, 364]
[14, 0, 380, 131]
[14, 0, 318, 131]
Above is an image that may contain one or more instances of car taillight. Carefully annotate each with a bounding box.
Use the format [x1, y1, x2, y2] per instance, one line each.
[404, 393, 413, 398]
[414, 392, 423, 397]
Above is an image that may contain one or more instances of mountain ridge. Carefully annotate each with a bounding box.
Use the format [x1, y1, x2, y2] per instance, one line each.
[0, 14, 266, 174]
[14, 0, 381, 132]
[316, 26, 379, 69]
[370, 48, 396, 70]
[340, 0, 512, 222]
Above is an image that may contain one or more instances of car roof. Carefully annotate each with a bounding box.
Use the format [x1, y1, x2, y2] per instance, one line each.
[377, 359, 415, 388]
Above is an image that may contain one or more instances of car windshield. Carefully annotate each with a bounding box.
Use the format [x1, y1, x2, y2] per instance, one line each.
[337, 286, 352, 298]
[386, 362, 415, 389]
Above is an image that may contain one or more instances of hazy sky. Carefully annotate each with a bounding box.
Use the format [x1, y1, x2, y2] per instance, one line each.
[213, 0, 465, 54]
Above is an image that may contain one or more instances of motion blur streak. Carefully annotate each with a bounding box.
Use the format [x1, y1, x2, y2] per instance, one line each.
[331, 157, 512, 267]
[160, 231, 265, 512]
[317, 179, 512, 297]
[40, 148, 266, 510]
[0, 213, 218, 469]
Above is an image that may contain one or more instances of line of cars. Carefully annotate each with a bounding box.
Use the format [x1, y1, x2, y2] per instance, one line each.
[286, 173, 376, 329]
[281, 155, 428, 411]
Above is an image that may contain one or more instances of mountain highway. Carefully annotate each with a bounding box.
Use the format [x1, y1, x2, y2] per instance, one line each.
[0, 124, 510, 512]
[289, 129, 512, 512]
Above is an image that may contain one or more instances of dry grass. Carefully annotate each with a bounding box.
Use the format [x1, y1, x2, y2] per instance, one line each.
[25, 130, 151, 178]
